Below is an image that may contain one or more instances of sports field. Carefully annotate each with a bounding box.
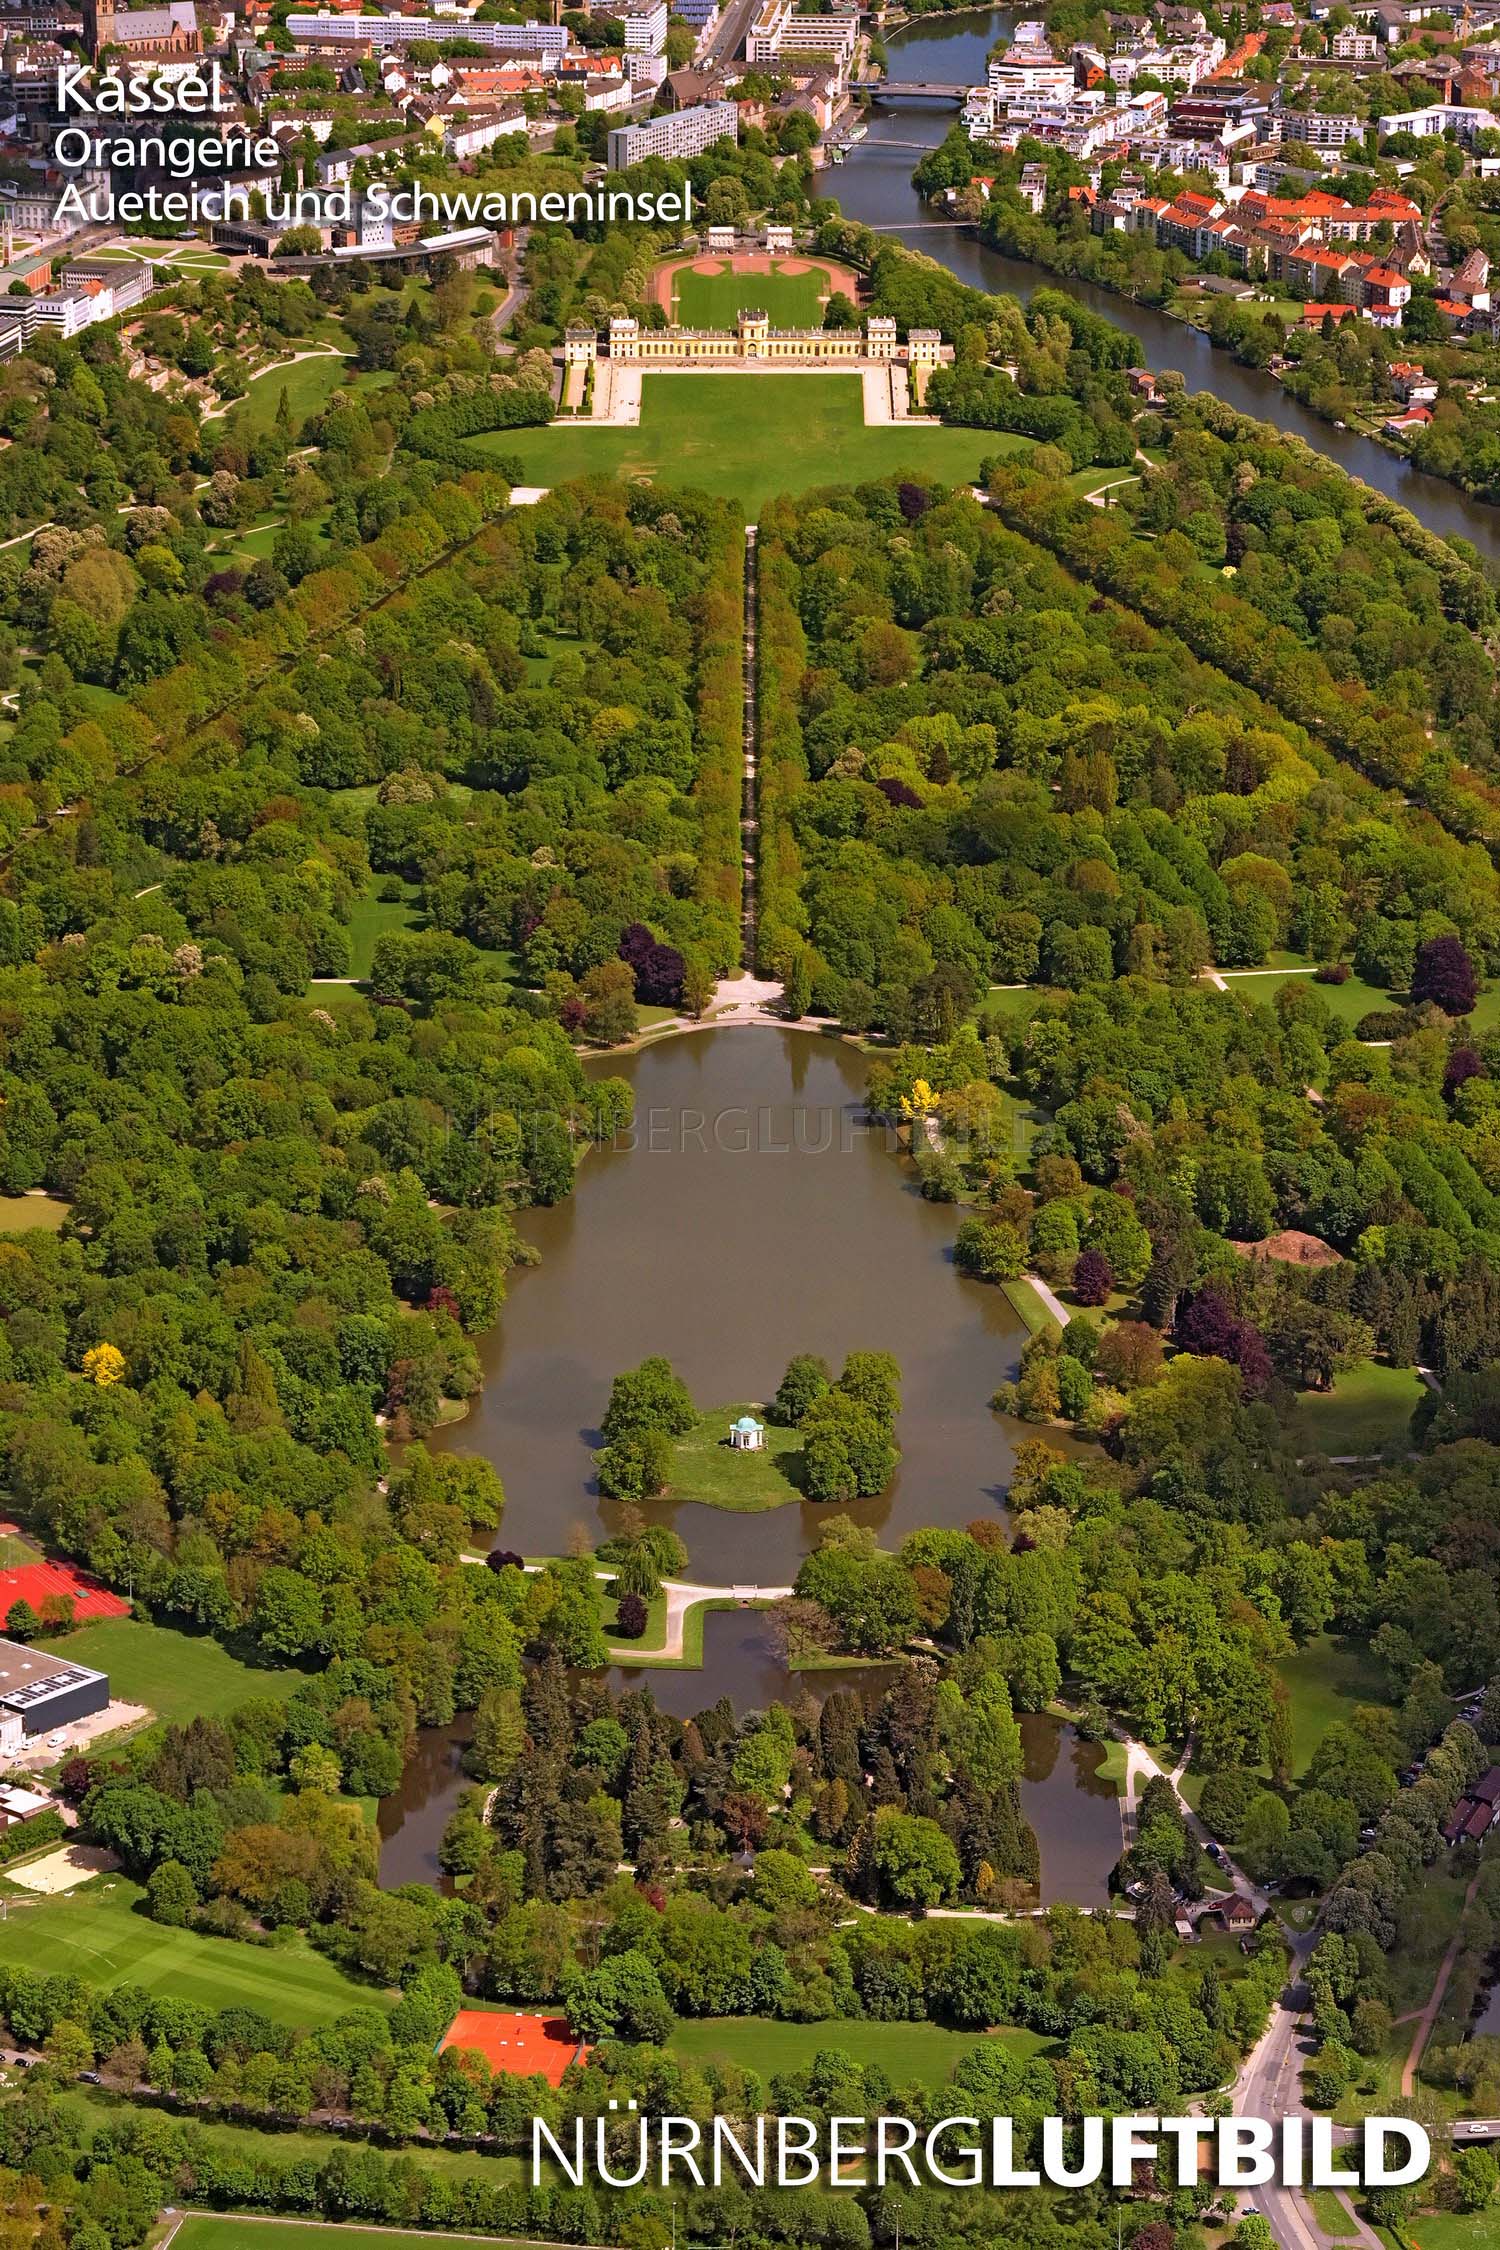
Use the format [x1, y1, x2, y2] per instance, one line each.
[440, 2008, 585, 2084]
[0, 1878, 392, 2022]
[478, 375, 1029, 517]
[667, 256, 846, 329]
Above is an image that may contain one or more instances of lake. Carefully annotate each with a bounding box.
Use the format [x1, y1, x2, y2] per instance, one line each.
[442, 1027, 1037, 1580]
[382, 1028, 1121, 1903]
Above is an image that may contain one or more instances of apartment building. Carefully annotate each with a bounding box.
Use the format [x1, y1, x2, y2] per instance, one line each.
[285, 11, 569, 51]
[606, 95, 736, 165]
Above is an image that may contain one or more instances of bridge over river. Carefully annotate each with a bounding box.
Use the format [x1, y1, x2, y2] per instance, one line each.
[851, 77, 970, 97]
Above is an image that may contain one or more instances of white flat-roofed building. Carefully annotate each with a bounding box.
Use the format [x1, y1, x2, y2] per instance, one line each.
[285, 11, 568, 51]
[1376, 101, 1492, 138]
[0, 1638, 109, 1750]
[607, 95, 736, 165]
[988, 41, 1075, 106]
[613, 0, 666, 50]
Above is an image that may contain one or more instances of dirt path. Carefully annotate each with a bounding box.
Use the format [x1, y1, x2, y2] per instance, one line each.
[612, 1576, 795, 1661]
[1401, 1867, 1481, 2094]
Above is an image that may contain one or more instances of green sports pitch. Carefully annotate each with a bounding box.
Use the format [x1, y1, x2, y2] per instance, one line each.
[669, 258, 840, 330]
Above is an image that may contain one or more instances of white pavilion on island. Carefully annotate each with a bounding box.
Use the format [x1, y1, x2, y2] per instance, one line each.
[728, 1414, 765, 1452]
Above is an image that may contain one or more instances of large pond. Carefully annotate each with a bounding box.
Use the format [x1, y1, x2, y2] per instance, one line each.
[382, 1028, 1122, 1902]
[835, 11, 1500, 566]
[441, 1027, 1038, 1579]
[380, 1653, 1121, 1909]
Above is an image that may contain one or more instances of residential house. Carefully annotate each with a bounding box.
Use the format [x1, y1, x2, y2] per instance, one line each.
[1388, 358, 1437, 402]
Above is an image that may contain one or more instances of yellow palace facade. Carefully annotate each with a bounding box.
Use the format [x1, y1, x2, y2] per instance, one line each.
[563, 311, 947, 375]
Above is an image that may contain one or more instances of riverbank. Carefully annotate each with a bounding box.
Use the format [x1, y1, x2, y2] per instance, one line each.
[830, 64, 1500, 563]
[973, 221, 1459, 488]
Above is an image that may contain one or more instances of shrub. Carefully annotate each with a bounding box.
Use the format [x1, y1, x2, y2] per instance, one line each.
[614, 1591, 649, 1639]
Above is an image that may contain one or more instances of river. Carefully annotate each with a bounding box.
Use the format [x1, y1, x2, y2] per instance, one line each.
[835, 11, 1500, 565]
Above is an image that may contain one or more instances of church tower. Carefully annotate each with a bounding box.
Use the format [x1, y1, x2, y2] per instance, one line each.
[82, 0, 117, 59]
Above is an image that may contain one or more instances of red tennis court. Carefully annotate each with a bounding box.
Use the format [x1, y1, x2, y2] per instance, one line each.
[439, 2010, 587, 2085]
[0, 1561, 129, 1623]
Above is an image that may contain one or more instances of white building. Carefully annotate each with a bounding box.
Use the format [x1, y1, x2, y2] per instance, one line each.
[746, 0, 855, 63]
[614, 0, 666, 50]
[1278, 109, 1364, 147]
[286, 11, 569, 50]
[445, 104, 527, 156]
[987, 41, 1075, 108]
[1376, 101, 1493, 138]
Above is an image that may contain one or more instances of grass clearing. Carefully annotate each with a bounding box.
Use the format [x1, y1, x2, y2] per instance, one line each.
[347, 880, 426, 978]
[36, 1616, 310, 1723]
[1391, 2214, 1500, 2250]
[0, 1194, 68, 1234]
[227, 354, 391, 438]
[1288, 1360, 1425, 1459]
[667, 2013, 1053, 2087]
[1309, 2189, 1362, 2238]
[1214, 964, 1400, 1034]
[671, 259, 838, 329]
[668, 1403, 806, 1511]
[1276, 1635, 1394, 1779]
[474, 375, 1031, 518]
[169, 2221, 514, 2250]
[1001, 1276, 1063, 1338]
[0, 1879, 391, 2023]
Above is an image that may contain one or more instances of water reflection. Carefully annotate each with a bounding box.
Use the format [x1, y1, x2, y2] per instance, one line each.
[438, 1031, 1041, 1577]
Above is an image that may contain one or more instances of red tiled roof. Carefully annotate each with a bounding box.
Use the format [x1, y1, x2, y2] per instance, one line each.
[0, 1560, 129, 1623]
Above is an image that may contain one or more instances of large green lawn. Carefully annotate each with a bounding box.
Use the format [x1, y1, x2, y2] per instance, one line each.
[671, 259, 838, 329]
[1287, 1360, 1425, 1460]
[476, 375, 1030, 518]
[227, 356, 391, 437]
[668, 1403, 806, 1511]
[667, 2014, 1053, 2087]
[1393, 2212, 1500, 2250]
[0, 1880, 390, 2023]
[1215, 965, 1400, 1032]
[1277, 1635, 1395, 1778]
[170, 2223, 515, 2250]
[35, 1616, 309, 1724]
